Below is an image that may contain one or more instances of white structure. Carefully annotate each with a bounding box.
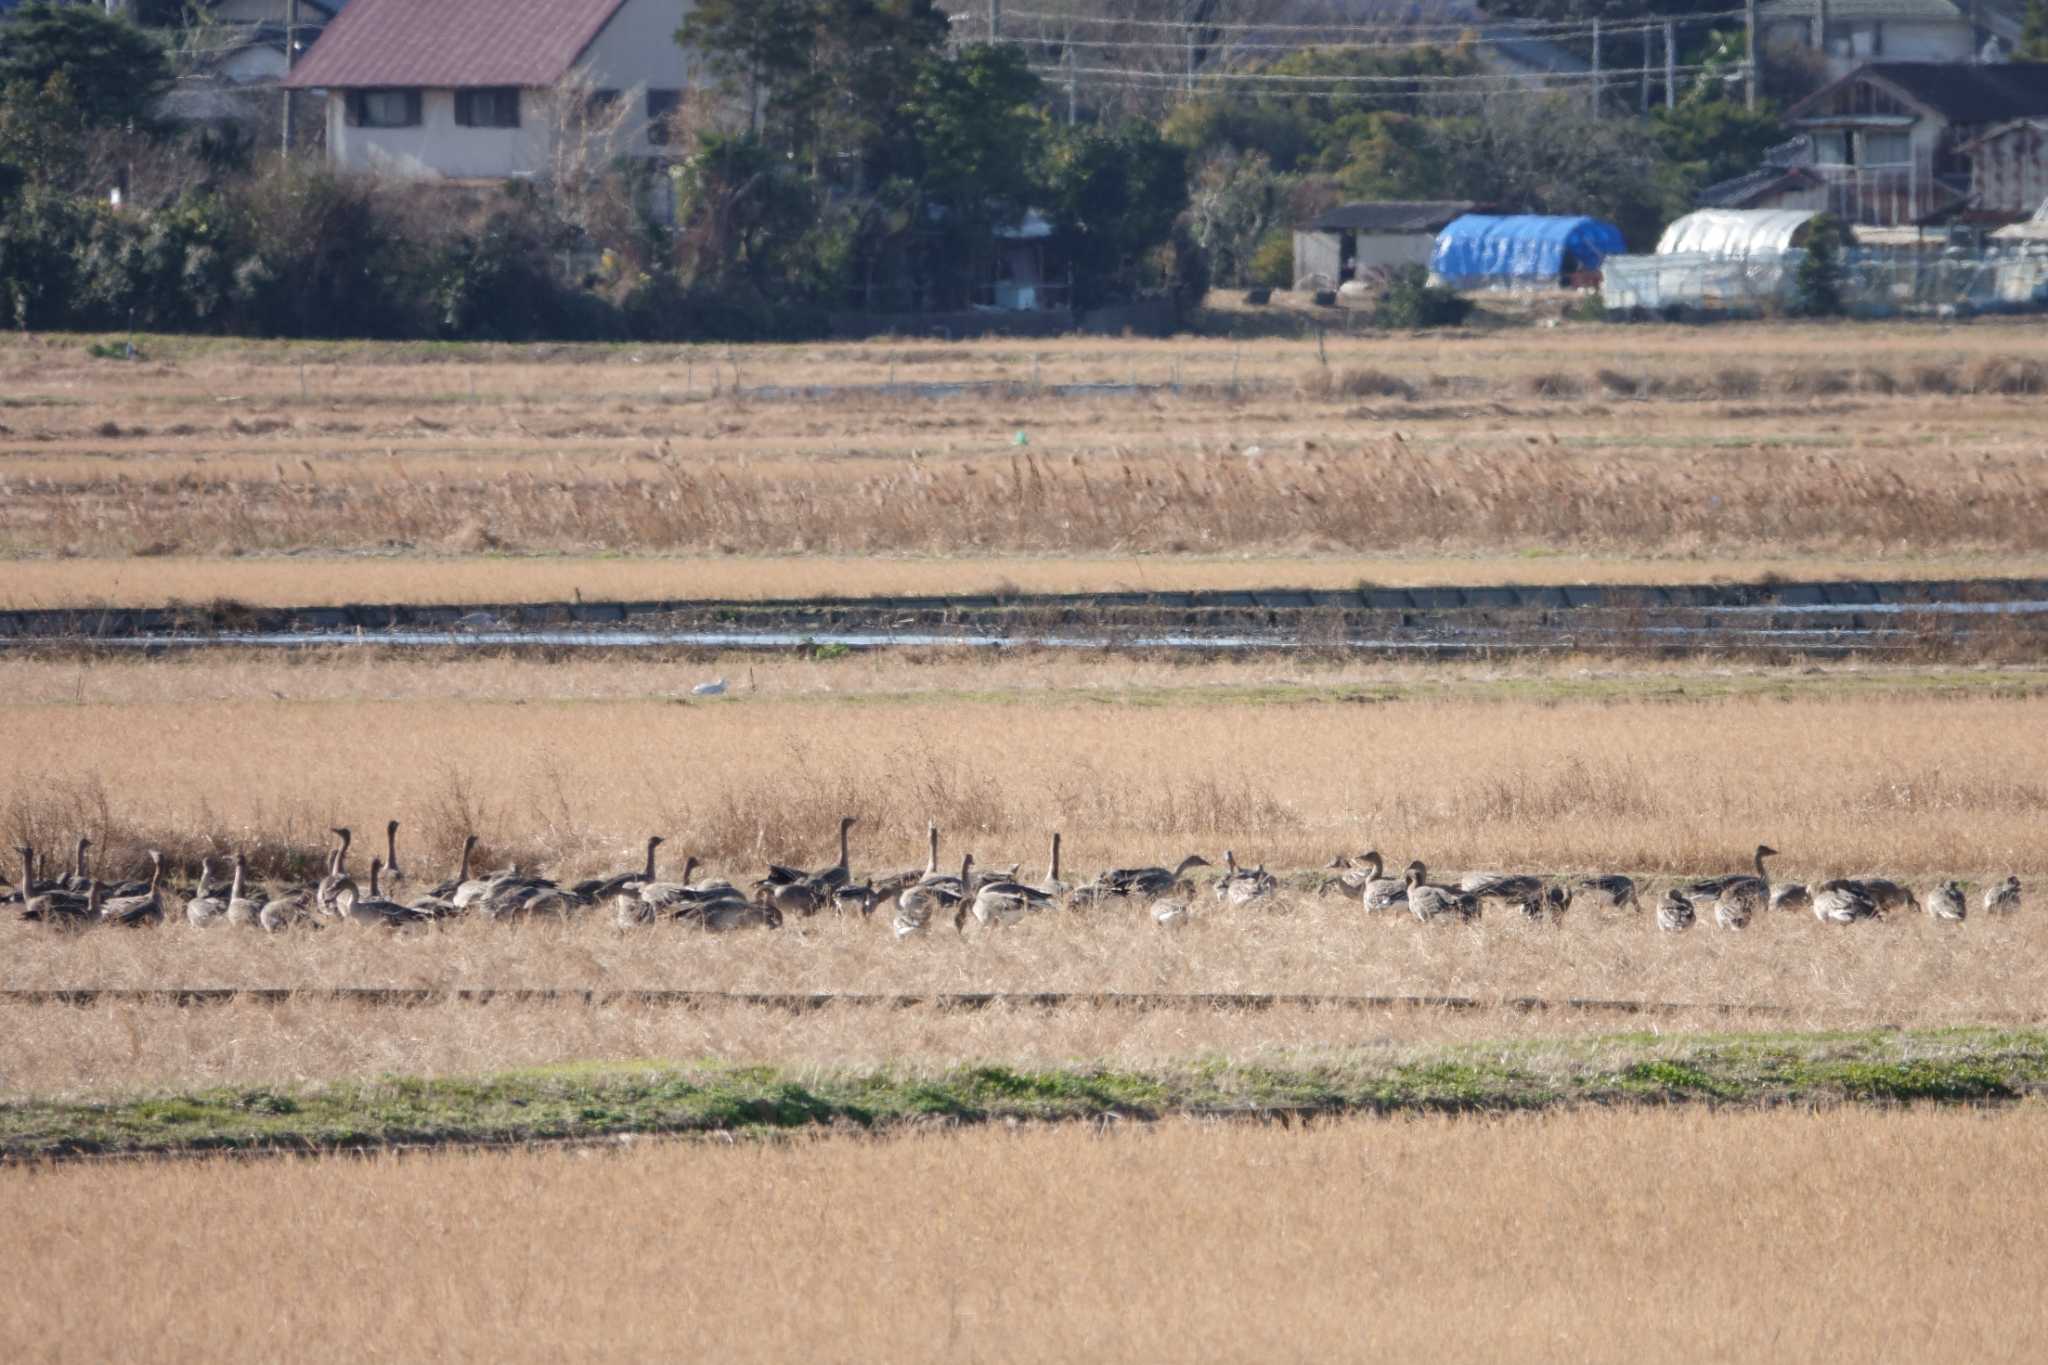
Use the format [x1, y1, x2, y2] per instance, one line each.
[1291, 202, 1484, 289]
[1757, 0, 2021, 82]
[283, 0, 695, 180]
[1657, 209, 1823, 256]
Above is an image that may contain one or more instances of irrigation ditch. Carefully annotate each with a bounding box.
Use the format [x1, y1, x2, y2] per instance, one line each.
[5, 576, 2048, 658]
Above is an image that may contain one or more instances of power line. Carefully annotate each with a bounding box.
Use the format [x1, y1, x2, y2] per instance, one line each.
[1001, 5, 1747, 37]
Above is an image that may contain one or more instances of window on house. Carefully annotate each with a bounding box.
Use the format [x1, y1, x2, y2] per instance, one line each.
[347, 88, 422, 128]
[455, 88, 521, 129]
[1812, 131, 1851, 165]
[646, 89, 683, 145]
[1861, 130, 1912, 167]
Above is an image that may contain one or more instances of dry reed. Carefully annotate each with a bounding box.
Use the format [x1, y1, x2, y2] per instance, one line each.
[4, 1107, 2045, 1361]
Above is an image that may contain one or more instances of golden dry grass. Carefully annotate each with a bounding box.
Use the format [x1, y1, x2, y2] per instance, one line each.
[4, 687, 2045, 880]
[18, 551, 2048, 611]
[5, 1107, 2045, 1361]
[6, 325, 2048, 563]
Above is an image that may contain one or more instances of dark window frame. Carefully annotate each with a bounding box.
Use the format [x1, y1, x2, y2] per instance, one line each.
[454, 87, 522, 129]
[646, 88, 683, 145]
[346, 88, 423, 129]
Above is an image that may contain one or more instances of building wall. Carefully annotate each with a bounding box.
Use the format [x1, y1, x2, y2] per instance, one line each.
[324, 88, 555, 179]
[1762, 17, 1976, 80]
[318, 0, 699, 179]
[1971, 125, 2048, 217]
[1352, 233, 1438, 270]
[1292, 231, 1341, 288]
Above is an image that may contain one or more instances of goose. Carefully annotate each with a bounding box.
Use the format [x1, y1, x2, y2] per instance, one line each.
[1405, 862, 1479, 924]
[894, 855, 969, 939]
[63, 835, 97, 895]
[1152, 898, 1192, 927]
[1984, 876, 2021, 916]
[101, 851, 165, 927]
[1570, 873, 1638, 913]
[224, 855, 264, 928]
[431, 835, 484, 902]
[15, 847, 93, 928]
[1712, 884, 1756, 931]
[701, 900, 783, 933]
[185, 857, 228, 927]
[483, 875, 590, 922]
[575, 835, 663, 901]
[871, 823, 942, 905]
[753, 877, 825, 919]
[316, 827, 354, 916]
[1324, 853, 1371, 895]
[1811, 879, 1882, 925]
[1527, 882, 1572, 924]
[1925, 880, 1966, 923]
[1225, 863, 1276, 908]
[1686, 845, 1777, 902]
[337, 858, 431, 929]
[1097, 855, 1213, 900]
[1037, 833, 1069, 900]
[1356, 852, 1408, 914]
[1848, 877, 1919, 915]
[638, 857, 741, 914]
[1458, 871, 1546, 915]
[832, 880, 879, 916]
[1768, 882, 1811, 915]
[971, 858, 1055, 927]
[1656, 888, 1696, 932]
[766, 815, 856, 890]
[382, 820, 408, 889]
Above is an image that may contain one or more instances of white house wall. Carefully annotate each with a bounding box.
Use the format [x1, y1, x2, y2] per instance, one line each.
[1352, 234, 1437, 269]
[574, 0, 698, 153]
[324, 88, 554, 179]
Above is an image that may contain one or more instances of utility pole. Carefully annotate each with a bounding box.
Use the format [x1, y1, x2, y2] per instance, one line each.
[1641, 24, 1651, 111]
[1589, 18, 1601, 114]
[1665, 21, 1677, 110]
[282, 0, 298, 156]
[1066, 43, 1077, 125]
[989, 0, 1000, 43]
[1746, 0, 1759, 111]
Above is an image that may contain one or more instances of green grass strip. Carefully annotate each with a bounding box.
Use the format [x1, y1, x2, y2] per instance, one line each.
[5, 1029, 2046, 1160]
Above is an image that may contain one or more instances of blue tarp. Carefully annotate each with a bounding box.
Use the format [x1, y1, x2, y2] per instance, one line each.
[1430, 214, 1627, 286]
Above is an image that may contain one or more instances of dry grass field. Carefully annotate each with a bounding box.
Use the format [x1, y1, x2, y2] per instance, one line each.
[5, 1107, 2045, 1361]
[4, 683, 2044, 880]
[4, 325, 2047, 577]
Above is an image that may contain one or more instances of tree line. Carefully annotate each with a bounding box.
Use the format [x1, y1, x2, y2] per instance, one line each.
[0, 0, 1793, 340]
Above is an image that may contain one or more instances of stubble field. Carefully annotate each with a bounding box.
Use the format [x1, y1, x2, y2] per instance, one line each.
[5, 1107, 2046, 1362]
[7, 325, 2048, 1355]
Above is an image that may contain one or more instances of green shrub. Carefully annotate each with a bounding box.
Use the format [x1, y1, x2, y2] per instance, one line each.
[1374, 265, 1470, 328]
[1249, 228, 1294, 288]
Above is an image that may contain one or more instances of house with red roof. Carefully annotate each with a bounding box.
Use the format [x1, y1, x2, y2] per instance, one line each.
[282, 0, 692, 180]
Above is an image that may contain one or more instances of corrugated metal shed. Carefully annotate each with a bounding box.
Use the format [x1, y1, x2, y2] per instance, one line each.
[1657, 209, 1820, 257]
[284, 0, 627, 89]
[1306, 202, 1483, 234]
[1430, 215, 1626, 284]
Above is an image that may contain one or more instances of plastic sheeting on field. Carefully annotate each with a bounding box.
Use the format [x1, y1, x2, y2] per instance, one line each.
[1602, 245, 2048, 315]
[1656, 209, 1818, 258]
[1602, 252, 1795, 312]
[1429, 214, 1626, 288]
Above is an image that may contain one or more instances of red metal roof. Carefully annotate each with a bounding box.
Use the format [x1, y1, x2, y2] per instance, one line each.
[284, 0, 630, 89]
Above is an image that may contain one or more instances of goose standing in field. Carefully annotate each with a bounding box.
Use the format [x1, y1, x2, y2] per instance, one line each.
[833, 880, 879, 917]
[225, 855, 264, 929]
[1656, 888, 1696, 932]
[316, 827, 354, 916]
[1925, 880, 1966, 923]
[1356, 852, 1408, 914]
[1213, 851, 1275, 907]
[765, 815, 856, 891]
[753, 876, 825, 919]
[63, 836, 99, 895]
[1094, 855, 1213, 901]
[15, 846, 92, 928]
[1405, 862, 1480, 924]
[185, 857, 228, 927]
[1811, 879, 1882, 925]
[1529, 882, 1572, 924]
[1686, 845, 1777, 903]
[971, 856, 1056, 927]
[894, 855, 969, 939]
[579, 835, 666, 901]
[1152, 897, 1192, 927]
[336, 858, 431, 929]
[101, 851, 165, 927]
[871, 823, 941, 905]
[382, 820, 408, 890]
[431, 835, 484, 903]
[1571, 873, 1639, 914]
[1769, 881, 1811, 916]
[1984, 876, 2022, 916]
[1036, 832, 1069, 900]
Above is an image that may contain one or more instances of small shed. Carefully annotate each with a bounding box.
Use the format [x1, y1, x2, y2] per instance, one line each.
[1657, 209, 1826, 257]
[1429, 214, 1626, 289]
[1960, 119, 2048, 221]
[1292, 201, 1483, 289]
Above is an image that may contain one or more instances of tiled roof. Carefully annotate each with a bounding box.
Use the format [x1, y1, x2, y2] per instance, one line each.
[1305, 201, 1486, 233]
[284, 0, 627, 89]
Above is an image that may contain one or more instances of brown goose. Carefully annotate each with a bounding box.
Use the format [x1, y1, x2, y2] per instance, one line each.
[1811, 879, 1882, 925]
[185, 857, 229, 927]
[1925, 881, 1966, 923]
[1984, 876, 2021, 916]
[1404, 862, 1479, 924]
[1571, 873, 1638, 913]
[1686, 845, 1776, 901]
[1656, 889, 1696, 932]
[101, 851, 165, 927]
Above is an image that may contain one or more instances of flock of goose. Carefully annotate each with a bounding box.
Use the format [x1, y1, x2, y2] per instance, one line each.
[4, 825, 2026, 938]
